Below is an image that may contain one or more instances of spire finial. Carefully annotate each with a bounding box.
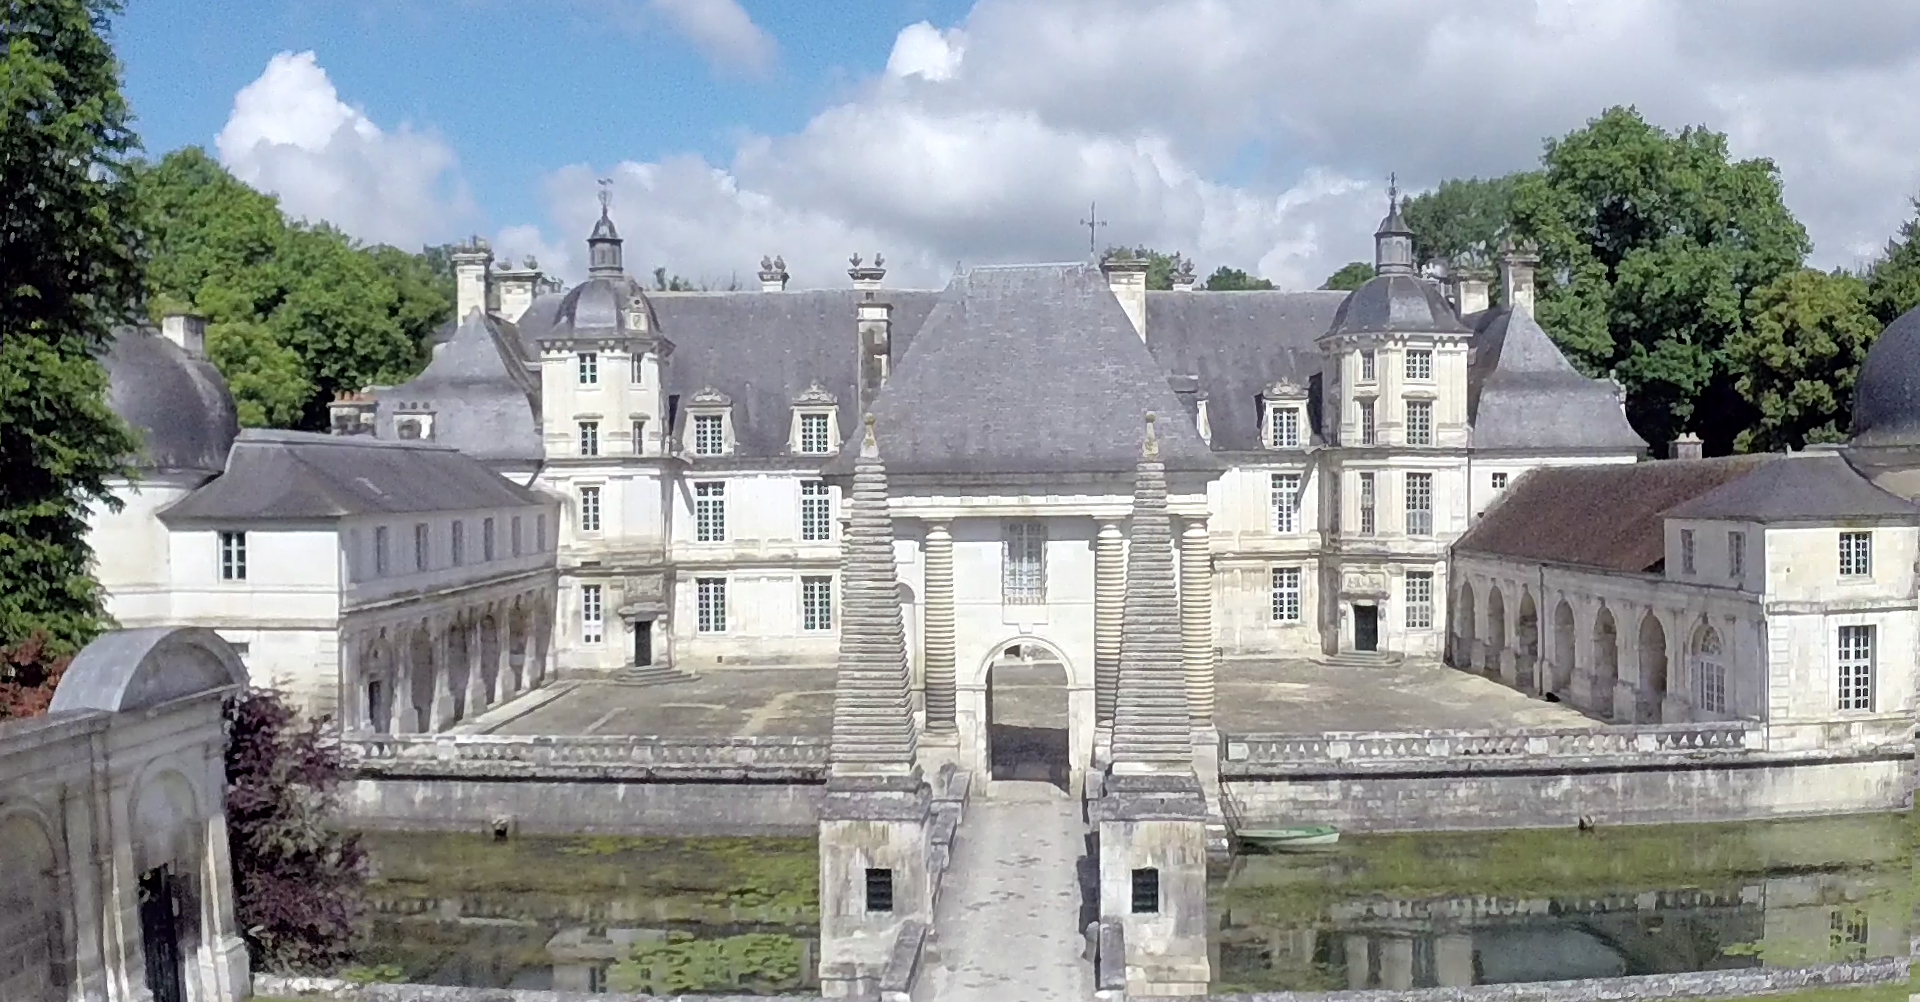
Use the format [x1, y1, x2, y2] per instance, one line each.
[1143, 411, 1158, 459]
[597, 177, 613, 215]
[862, 412, 878, 456]
[1388, 171, 1398, 207]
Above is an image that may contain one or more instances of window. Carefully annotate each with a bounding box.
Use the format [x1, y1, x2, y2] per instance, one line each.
[1830, 909, 1870, 961]
[579, 486, 601, 533]
[1359, 349, 1376, 382]
[578, 420, 599, 457]
[375, 526, 390, 576]
[1358, 472, 1376, 536]
[537, 514, 547, 551]
[414, 522, 430, 571]
[1271, 473, 1301, 533]
[483, 518, 496, 561]
[1728, 530, 1744, 579]
[511, 516, 523, 557]
[1837, 625, 1874, 710]
[1130, 868, 1159, 915]
[632, 419, 646, 454]
[219, 531, 247, 580]
[581, 584, 603, 644]
[1269, 406, 1300, 448]
[576, 352, 598, 385]
[1406, 399, 1432, 446]
[1839, 531, 1872, 577]
[697, 577, 727, 633]
[1491, 471, 1508, 490]
[1693, 629, 1726, 714]
[1405, 571, 1433, 629]
[693, 413, 724, 456]
[802, 575, 834, 631]
[695, 481, 726, 542]
[865, 868, 894, 913]
[451, 520, 465, 567]
[1004, 521, 1047, 604]
[1405, 472, 1433, 536]
[1271, 567, 1302, 622]
[1680, 529, 1696, 575]
[799, 412, 831, 454]
[630, 353, 644, 385]
[801, 480, 832, 541]
[1405, 349, 1433, 380]
[1359, 400, 1376, 445]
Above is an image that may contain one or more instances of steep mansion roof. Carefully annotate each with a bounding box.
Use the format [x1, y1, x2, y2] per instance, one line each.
[1466, 306, 1646, 453]
[1661, 452, 1919, 523]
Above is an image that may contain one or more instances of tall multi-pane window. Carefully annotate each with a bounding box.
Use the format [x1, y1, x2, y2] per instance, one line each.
[1359, 400, 1376, 445]
[1837, 625, 1874, 710]
[577, 352, 599, 385]
[1405, 571, 1433, 628]
[800, 480, 832, 541]
[414, 522, 430, 571]
[1406, 400, 1433, 446]
[1359, 350, 1376, 382]
[1680, 529, 1697, 575]
[578, 420, 600, 457]
[537, 514, 547, 550]
[451, 521, 465, 567]
[510, 516, 523, 557]
[1271, 566, 1302, 622]
[1405, 472, 1433, 536]
[632, 419, 647, 454]
[1839, 531, 1872, 577]
[801, 575, 834, 631]
[630, 353, 645, 384]
[1358, 472, 1376, 535]
[375, 526, 390, 576]
[579, 486, 601, 533]
[1271, 473, 1302, 533]
[693, 414, 725, 456]
[482, 518, 496, 561]
[1269, 406, 1300, 448]
[695, 481, 726, 542]
[1728, 530, 1744, 579]
[697, 578, 727, 632]
[581, 584, 604, 644]
[1405, 349, 1433, 380]
[1693, 629, 1726, 714]
[219, 531, 247, 581]
[1004, 521, 1046, 604]
[799, 413, 831, 454]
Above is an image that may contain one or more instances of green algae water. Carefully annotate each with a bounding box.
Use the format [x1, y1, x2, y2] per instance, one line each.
[343, 832, 819, 994]
[1210, 812, 1911, 993]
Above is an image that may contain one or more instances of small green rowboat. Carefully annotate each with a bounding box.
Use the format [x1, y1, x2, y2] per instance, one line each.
[1236, 824, 1341, 851]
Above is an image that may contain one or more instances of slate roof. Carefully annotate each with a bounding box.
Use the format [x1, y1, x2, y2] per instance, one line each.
[1466, 306, 1646, 452]
[1456, 455, 1779, 572]
[1324, 274, 1470, 338]
[846, 263, 1223, 478]
[1851, 303, 1920, 448]
[377, 311, 543, 465]
[160, 429, 546, 523]
[1143, 290, 1348, 451]
[100, 327, 240, 475]
[1661, 453, 1919, 523]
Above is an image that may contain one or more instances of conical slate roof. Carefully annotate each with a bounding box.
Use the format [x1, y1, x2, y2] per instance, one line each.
[1109, 414, 1194, 771]
[827, 416, 919, 776]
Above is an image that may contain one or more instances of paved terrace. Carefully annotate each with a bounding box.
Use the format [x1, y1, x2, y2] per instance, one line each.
[472, 658, 1594, 738]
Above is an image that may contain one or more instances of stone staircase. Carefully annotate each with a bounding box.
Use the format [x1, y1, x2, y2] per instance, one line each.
[1318, 650, 1404, 669]
[609, 664, 696, 687]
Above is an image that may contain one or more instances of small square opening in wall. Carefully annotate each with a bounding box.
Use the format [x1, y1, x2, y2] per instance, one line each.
[864, 867, 894, 913]
[1130, 867, 1160, 914]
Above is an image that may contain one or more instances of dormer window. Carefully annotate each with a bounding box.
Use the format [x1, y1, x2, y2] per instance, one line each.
[694, 414, 723, 455]
[789, 383, 839, 456]
[683, 386, 735, 457]
[800, 413, 830, 454]
[1261, 380, 1308, 450]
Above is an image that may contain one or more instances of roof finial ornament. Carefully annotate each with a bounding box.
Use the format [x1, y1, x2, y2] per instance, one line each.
[1388, 171, 1398, 209]
[862, 412, 878, 456]
[850, 252, 863, 268]
[597, 177, 613, 216]
[874, 252, 884, 268]
[1143, 411, 1158, 459]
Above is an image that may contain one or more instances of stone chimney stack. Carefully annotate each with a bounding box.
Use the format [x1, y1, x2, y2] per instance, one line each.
[1671, 432, 1704, 460]
[1447, 258, 1491, 316]
[1101, 253, 1149, 341]
[848, 252, 886, 291]
[857, 291, 894, 416]
[1500, 237, 1539, 318]
[493, 256, 546, 324]
[1170, 258, 1197, 292]
[451, 236, 493, 320]
[159, 312, 206, 357]
[758, 254, 790, 293]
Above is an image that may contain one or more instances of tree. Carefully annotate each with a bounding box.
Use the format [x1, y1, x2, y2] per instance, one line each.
[1400, 175, 1521, 272]
[0, 0, 144, 650]
[1204, 266, 1274, 291]
[1725, 268, 1881, 453]
[1510, 106, 1811, 455]
[1103, 246, 1192, 290]
[653, 266, 695, 292]
[0, 631, 72, 720]
[224, 688, 366, 973]
[1319, 262, 1375, 291]
[1866, 198, 1920, 326]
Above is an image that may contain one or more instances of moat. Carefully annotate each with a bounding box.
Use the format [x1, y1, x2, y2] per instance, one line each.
[343, 811, 1911, 994]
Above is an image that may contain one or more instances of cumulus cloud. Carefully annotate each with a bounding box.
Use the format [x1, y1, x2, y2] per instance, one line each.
[650, 0, 776, 74]
[215, 51, 471, 249]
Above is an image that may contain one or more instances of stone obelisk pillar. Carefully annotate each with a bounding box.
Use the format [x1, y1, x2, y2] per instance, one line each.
[922, 520, 957, 733]
[1093, 519, 1125, 764]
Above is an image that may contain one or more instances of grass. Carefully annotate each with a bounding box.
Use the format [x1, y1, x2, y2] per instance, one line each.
[1664, 984, 1911, 1002]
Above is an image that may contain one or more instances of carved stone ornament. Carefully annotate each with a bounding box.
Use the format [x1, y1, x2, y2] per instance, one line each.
[1341, 569, 1390, 598]
[792, 382, 838, 407]
[1263, 379, 1308, 401]
[689, 386, 732, 407]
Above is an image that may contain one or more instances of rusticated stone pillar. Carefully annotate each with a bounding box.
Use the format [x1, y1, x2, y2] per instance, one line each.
[1180, 516, 1214, 725]
[1094, 520, 1125, 725]
[922, 520, 957, 732]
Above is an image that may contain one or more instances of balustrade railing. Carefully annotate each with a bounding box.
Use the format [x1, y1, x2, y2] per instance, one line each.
[344, 732, 831, 779]
[1223, 720, 1762, 772]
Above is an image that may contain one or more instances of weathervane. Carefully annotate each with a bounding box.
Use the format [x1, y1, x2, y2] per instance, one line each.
[598, 177, 613, 214]
[1388, 172, 1398, 208]
[1079, 201, 1107, 256]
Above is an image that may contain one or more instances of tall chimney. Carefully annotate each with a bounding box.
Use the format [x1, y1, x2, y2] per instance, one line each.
[758, 254, 790, 293]
[1447, 258, 1491, 316]
[1671, 432, 1704, 460]
[493, 256, 544, 324]
[451, 236, 493, 320]
[857, 293, 893, 414]
[1170, 257, 1197, 293]
[848, 252, 885, 291]
[1500, 237, 1539, 318]
[1101, 253, 1149, 340]
[160, 312, 206, 357]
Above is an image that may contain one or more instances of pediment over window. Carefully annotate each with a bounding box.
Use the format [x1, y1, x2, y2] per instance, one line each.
[792, 382, 838, 407]
[690, 386, 732, 407]
[1262, 379, 1308, 402]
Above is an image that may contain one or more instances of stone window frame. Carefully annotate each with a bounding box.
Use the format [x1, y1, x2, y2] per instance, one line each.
[1357, 472, 1376, 536]
[696, 577, 728, 633]
[577, 351, 599, 386]
[578, 484, 603, 534]
[1404, 571, 1434, 629]
[218, 530, 248, 581]
[510, 516, 523, 557]
[631, 416, 648, 455]
[801, 574, 835, 631]
[1727, 530, 1744, 580]
[1270, 566, 1302, 622]
[1404, 472, 1433, 537]
[1405, 398, 1434, 446]
[1357, 398, 1377, 446]
[413, 522, 431, 572]
[482, 518, 496, 562]
[800, 480, 833, 542]
[1260, 380, 1308, 450]
[1680, 528, 1697, 575]
[1491, 471, 1508, 490]
[577, 419, 600, 457]
[694, 480, 727, 543]
[1838, 531, 1872, 578]
[451, 520, 466, 567]
[1404, 348, 1434, 381]
[1003, 520, 1047, 605]
[581, 584, 604, 645]
[1691, 625, 1726, 714]
[374, 525, 391, 576]
[1358, 349, 1377, 384]
[1270, 472, 1302, 534]
[683, 387, 736, 458]
[789, 384, 840, 456]
[1836, 623, 1874, 711]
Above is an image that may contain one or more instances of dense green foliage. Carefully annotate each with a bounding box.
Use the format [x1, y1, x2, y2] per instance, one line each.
[1725, 268, 1881, 452]
[1865, 199, 1920, 326]
[135, 147, 453, 428]
[1400, 175, 1518, 273]
[1319, 261, 1375, 291]
[0, 0, 143, 650]
[1204, 265, 1274, 291]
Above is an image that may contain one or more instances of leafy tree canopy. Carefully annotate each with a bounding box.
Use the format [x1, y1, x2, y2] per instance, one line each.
[1866, 198, 1920, 326]
[0, 0, 144, 649]
[1103, 246, 1194, 290]
[1319, 262, 1375, 291]
[1204, 266, 1275, 291]
[1400, 175, 1522, 273]
[1725, 268, 1881, 453]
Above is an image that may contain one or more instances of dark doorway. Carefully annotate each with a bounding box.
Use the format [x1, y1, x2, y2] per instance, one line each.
[633, 620, 653, 667]
[138, 866, 185, 1002]
[366, 679, 385, 733]
[1354, 604, 1379, 653]
[984, 646, 1070, 790]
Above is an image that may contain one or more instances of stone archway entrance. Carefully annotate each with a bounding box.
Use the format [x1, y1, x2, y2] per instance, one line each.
[983, 640, 1072, 790]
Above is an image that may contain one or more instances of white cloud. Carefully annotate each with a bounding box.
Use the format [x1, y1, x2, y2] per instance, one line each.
[647, 0, 777, 75]
[215, 51, 471, 249]
[886, 22, 966, 82]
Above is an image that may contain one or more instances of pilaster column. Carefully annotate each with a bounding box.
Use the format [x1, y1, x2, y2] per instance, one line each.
[393, 634, 418, 734]
[922, 520, 957, 732]
[1180, 517, 1215, 725]
[1094, 520, 1125, 724]
[1344, 935, 1370, 990]
[429, 620, 456, 731]
[337, 633, 362, 732]
[1380, 937, 1414, 991]
[494, 609, 516, 704]
[463, 614, 489, 720]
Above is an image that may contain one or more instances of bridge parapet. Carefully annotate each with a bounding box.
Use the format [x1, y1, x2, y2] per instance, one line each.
[345, 733, 831, 781]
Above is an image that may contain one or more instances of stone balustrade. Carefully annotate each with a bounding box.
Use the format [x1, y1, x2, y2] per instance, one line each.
[1221, 721, 1763, 776]
[344, 733, 830, 781]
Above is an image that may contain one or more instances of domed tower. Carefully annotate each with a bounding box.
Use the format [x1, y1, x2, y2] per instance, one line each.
[1314, 187, 1473, 660]
[1846, 304, 1920, 497]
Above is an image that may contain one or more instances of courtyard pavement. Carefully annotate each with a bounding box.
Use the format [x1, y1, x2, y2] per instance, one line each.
[479, 657, 1594, 737]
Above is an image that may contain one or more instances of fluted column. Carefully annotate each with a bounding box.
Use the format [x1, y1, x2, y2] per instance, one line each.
[1180, 516, 1214, 726]
[922, 520, 957, 732]
[463, 614, 489, 719]
[1094, 520, 1125, 725]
